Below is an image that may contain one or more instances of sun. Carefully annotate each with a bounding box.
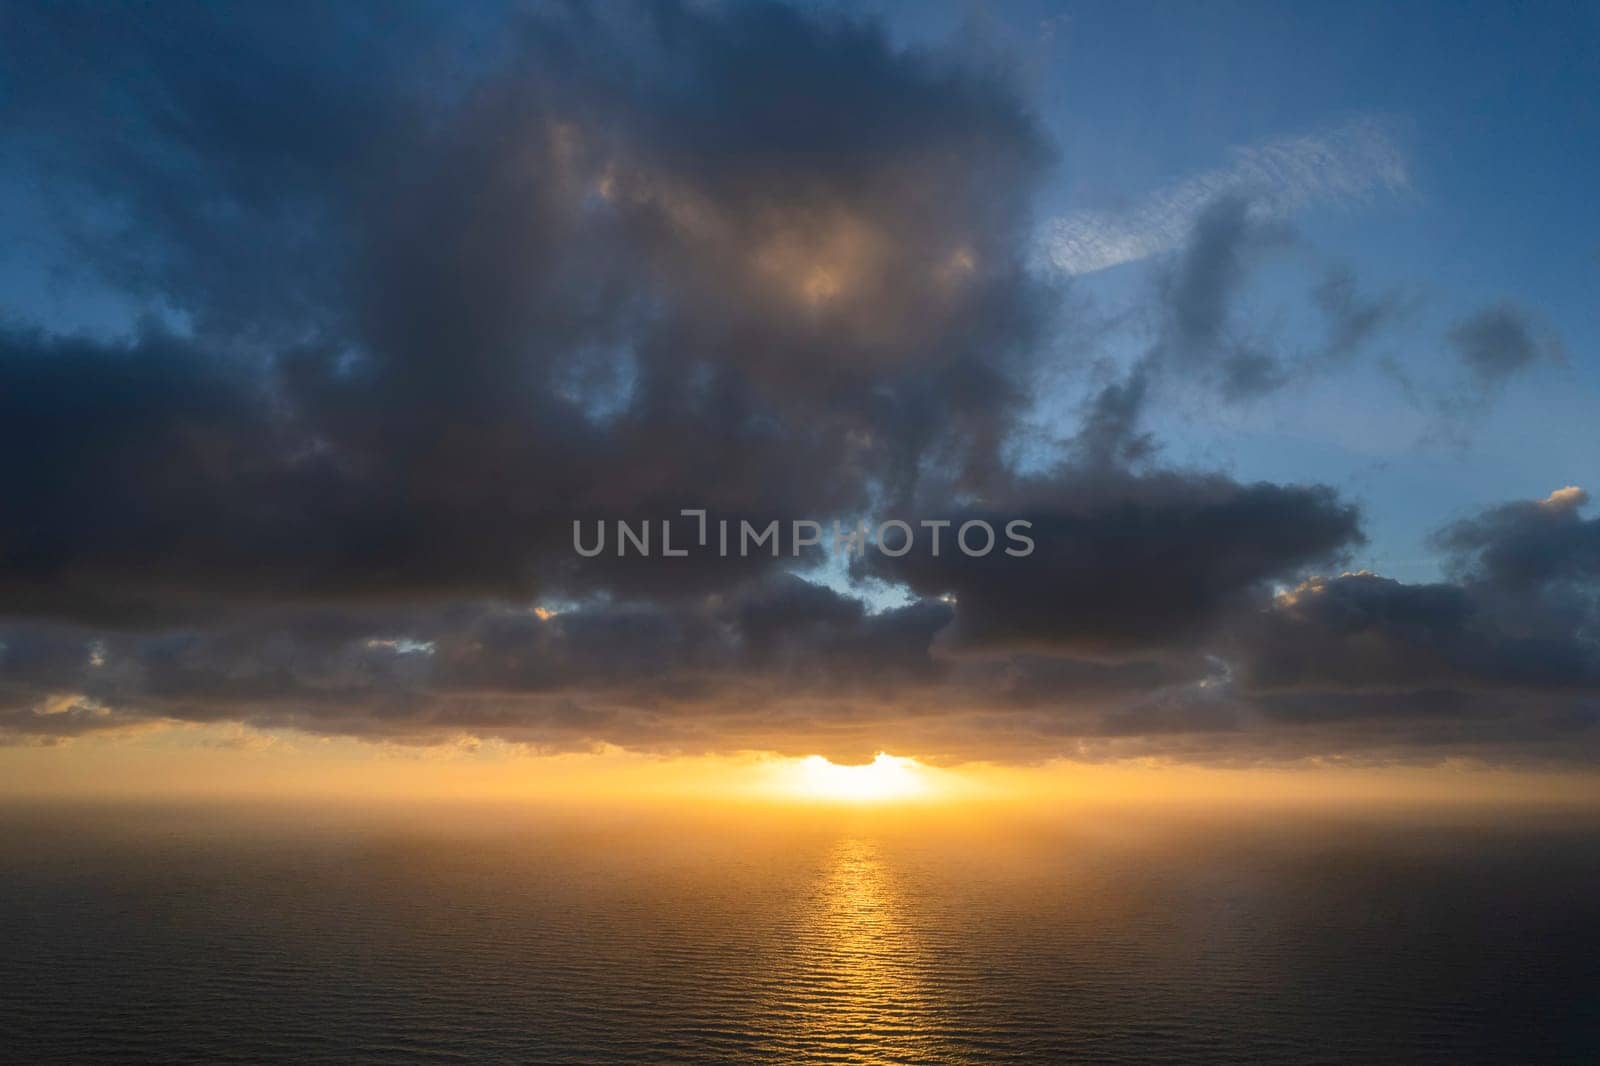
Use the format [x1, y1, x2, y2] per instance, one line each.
[776, 752, 934, 804]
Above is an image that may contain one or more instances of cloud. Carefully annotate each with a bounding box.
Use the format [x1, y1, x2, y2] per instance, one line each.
[1379, 300, 1563, 447]
[1152, 192, 1296, 399]
[1447, 303, 1560, 383]
[1219, 487, 1600, 758]
[0, 0, 1055, 620]
[1237, 571, 1598, 694]
[1311, 266, 1413, 364]
[0, 4, 1594, 768]
[1042, 114, 1410, 276]
[865, 467, 1362, 655]
[1433, 485, 1600, 614]
[4, 478, 1599, 764]
[1062, 196, 1412, 454]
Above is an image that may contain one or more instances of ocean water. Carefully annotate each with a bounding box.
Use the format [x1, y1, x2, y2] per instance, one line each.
[1, 803, 1597, 1064]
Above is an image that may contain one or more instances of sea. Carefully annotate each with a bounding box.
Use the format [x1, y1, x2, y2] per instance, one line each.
[2, 802, 1597, 1063]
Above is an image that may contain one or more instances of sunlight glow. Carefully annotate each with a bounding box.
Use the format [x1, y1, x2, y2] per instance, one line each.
[776, 753, 934, 804]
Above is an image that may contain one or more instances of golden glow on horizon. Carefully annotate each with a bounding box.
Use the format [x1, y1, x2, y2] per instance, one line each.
[1, 723, 1599, 811]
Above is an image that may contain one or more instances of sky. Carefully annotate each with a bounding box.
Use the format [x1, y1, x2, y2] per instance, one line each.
[0, 0, 1598, 800]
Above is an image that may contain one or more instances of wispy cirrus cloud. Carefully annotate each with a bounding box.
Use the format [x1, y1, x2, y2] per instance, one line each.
[1043, 115, 1411, 276]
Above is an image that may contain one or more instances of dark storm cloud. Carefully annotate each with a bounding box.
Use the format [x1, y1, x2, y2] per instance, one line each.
[0, 578, 1228, 763]
[0, 574, 958, 754]
[0, 0, 1053, 618]
[1, 1, 1597, 766]
[1434, 486, 1600, 595]
[867, 468, 1362, 655]
[1221, 488, 1600, 753]
[1235, 570, 1599, 694]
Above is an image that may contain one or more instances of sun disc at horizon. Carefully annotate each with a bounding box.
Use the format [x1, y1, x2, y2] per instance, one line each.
[772, 752, 935, 803]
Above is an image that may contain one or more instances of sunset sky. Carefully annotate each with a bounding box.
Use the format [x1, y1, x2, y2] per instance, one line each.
[2, 0, 1598, 807]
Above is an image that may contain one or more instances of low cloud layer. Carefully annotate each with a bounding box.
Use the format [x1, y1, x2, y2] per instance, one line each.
[0, 2, 1594, 767]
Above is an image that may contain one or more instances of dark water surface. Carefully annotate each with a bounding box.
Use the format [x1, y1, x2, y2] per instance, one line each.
[2, 803, 1597, 1064]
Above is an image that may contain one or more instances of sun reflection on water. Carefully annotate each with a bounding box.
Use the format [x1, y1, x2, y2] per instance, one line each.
[773, 837, 942, 1061]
